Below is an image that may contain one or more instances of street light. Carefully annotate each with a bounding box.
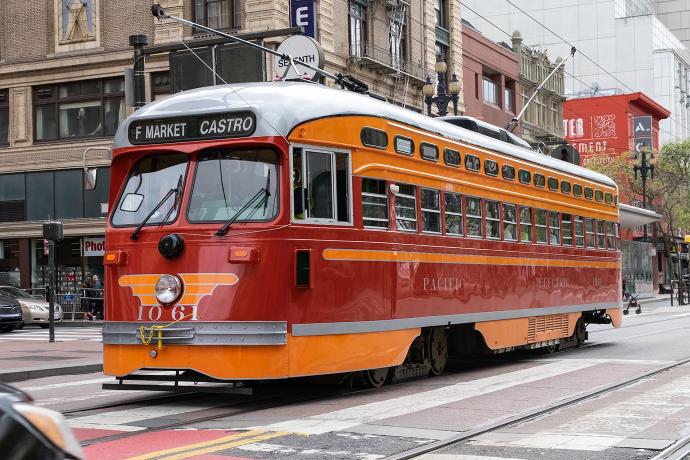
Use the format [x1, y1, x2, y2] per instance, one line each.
[632, 145, 654, 242]
[423, 55, 461, 117]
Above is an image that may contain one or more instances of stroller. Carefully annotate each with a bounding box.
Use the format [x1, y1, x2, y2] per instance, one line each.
[623, 292, 641, 315]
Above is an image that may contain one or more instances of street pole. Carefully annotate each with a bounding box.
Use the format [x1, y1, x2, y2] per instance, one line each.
[129, 34, 148, 111]
[633, 148, 654, 241]
[48, 240, 56, 343]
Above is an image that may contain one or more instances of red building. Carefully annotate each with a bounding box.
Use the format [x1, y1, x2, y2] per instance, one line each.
[563, 92, 670, 167]
[461, 22, 520, 129]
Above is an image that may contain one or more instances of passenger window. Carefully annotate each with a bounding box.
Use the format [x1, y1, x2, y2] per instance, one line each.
[606, 221, 615, 249]
[561, 181, 571, 194]
[574, 216, 584, 247]
[465, 154, 480, 172]
[444, 148, 461, 167]
[535, 209, 547, 244]
[394, 136, 414, 155]
[615, 223, 621, 249]
[395, 183, 417, 232]
[361, 127, 388, 149]
[503, 203, 517, 241]
[534, 173, 545, 188]
[584, 187, 594, 200]
[548, 177, 558, 191]
[595, 190, 603, 202]
[484, 159, 498, 177]
[605, 192, 613, 205]
[585, 218, 595, 248]
[518, 169, 531, 184]
[420, 143, 439, 162]
[466, 196, 482, 237]
[485, 200, 500, 239]
[502, 165, 515, 181]
[573, 184, 583, 197]
[597, 220, 606, 249]
[444, 192, 463, 235]
[519, 207, 532, 243]
[421, 189, 441, 233]
[549, 211, 560, 244]
[294, 148, 351, 223]
[361, 178, 388, 229]
[562, 213, 573, 246]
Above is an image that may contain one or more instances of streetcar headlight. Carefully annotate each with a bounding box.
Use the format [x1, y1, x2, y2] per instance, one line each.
[154, 275, 182, 305]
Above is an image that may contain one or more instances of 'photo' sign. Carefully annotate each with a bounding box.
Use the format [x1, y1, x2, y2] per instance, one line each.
[82, 237, 105, 257]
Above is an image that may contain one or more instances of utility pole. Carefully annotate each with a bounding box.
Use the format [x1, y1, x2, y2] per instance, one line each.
[633, 146, 654, 242]
[42, 221, 63, 343]
[129, 34, 148, 110]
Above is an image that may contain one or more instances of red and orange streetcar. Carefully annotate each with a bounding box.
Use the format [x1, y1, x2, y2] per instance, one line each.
[101, 82, 621, 388]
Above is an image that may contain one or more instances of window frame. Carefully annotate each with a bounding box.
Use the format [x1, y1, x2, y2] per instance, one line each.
[573, 183, 583, 197]
[596, 219, 606, 249]
[561, 213, 573, 246]
[465, 195, 482, 238]
[485, 199, 501, 240]
[361, 177, 389, 230]
[535, 208, 547, 244]
[574, 216, 584, 248]
[420, 188, 441, 234]
[360, 127, 388, 150]
[502, 164, 516, 181]
[420, 142, 439, 162]
[518, 169, 531, 185]
[606, 221, 615, 250]
[534, 173, 545, 188]
[193, 0, 236, 30]
[585, 218, 595, 249]
[290, 144, 353, 226]
[548, 211, 561, 245]
[394, 182, 418, 232]
[519, 206, 533, 243]
[443, 148, 461, 167]
[465, 154, 481, 172]
[349, 1, 368, 58]
[560, 181, 571, 195]
[443, 191, 463, 236]
[394, 135, 414, 156]
[547, 177, 558, 192]
[0, 89, 8, 147]
[484, 159, 498, 177]
[502, 203, 517, 241]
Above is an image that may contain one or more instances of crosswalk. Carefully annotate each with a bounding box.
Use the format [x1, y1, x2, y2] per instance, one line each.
[0, 327, 102, 342]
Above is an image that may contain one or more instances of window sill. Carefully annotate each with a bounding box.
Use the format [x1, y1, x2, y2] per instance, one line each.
[33, 136, 115, 146]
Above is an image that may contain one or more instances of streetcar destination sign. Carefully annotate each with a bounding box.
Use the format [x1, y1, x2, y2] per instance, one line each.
[128, 111, 256, 144]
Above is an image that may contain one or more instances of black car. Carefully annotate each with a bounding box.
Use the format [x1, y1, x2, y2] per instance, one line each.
[0, 295, 22, 333]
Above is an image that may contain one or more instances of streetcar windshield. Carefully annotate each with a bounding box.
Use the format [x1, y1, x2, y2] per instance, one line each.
[188, 149, 279, 222]
[112, 154, 188, 227]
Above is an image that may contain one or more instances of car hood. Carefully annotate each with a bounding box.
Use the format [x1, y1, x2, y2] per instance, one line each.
[0, 295, 20, 307]
[18, 299, 61, 309]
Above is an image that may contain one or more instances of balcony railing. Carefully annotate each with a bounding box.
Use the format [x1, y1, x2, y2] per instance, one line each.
[343, 41, 427, 84]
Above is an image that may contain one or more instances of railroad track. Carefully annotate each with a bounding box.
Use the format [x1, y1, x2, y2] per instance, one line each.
[384, 356, 690, 459]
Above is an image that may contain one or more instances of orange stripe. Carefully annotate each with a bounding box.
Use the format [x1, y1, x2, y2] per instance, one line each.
[119, 275, 162, 286]
[322, 248, 619, 269]
[180, 273, 239, 285]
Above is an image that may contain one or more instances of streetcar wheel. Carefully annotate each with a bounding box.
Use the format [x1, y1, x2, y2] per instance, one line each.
[543, 343, 560, 354]
[428, 328, 448, 376]
[574, 318, 587, 347]
[361, 368, 389, 388]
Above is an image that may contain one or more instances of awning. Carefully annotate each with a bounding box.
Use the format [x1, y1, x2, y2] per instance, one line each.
[619, 203, 663, 229]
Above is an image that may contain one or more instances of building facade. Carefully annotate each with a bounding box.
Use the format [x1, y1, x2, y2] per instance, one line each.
[0, 0, 462, 291]
[461, 21, 520, 129]
[462, 0, 690, 146]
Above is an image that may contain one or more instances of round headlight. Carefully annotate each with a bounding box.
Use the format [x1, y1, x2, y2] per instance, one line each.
[154, 275, 183, 305]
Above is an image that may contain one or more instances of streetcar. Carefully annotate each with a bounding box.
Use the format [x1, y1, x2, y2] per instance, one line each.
[101, 82, 621, 388]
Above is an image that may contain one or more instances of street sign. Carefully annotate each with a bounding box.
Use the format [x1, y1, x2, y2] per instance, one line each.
[290, 0, 317, 38]
[274, 35, 324, 81]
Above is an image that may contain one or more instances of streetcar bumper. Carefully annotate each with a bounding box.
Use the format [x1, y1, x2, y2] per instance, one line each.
[102, 321, 419, 380]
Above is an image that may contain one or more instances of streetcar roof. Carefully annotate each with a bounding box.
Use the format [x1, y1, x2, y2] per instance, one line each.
[113, 82, 616, 188]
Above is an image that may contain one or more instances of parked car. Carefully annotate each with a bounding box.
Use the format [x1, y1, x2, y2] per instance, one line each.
[0, 295, 22, 333]
[0, 382, 83, 459]
[0, 287, 62, 329]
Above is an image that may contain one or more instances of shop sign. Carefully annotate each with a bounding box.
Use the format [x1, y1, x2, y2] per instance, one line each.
[82, 237, 105, 257]
[290, 0, 317, 38]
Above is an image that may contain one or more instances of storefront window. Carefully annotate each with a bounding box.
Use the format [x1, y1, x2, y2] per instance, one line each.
[0, 240, 21, 287]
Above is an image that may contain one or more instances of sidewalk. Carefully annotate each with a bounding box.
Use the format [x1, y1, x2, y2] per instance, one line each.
[0, 329, 102, 383]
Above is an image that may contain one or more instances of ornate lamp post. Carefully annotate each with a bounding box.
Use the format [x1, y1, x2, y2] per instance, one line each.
[632, 145, 654, 242]
[422, 55, 461, 117]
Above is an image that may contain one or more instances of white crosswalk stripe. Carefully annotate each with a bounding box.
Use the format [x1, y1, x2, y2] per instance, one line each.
[0, 327, 101, 342]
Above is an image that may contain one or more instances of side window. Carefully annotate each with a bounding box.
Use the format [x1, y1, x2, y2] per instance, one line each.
[444, 192, 463, 235]
[549, 211, 560, 245]
[518, 169, 531, 185]
[574, 216, 584, 247]
[420, 143, 439, 162]
[444, 148, 461, 167]
[548, 177, 558, 192]
[484, 159, 498, 177]
[293, 148, 351, 223]
[485, 200, 500, 239]
[606, 221, 615, 249]
[561, 181, 571, 194]
[535, 209, 547, 244]
[595, 190, 604, 202]
[585, 218, 595, 248]
[605, 192, 613, 205]
[466, 196, 482, 238]
[562, 213, 573, 246]
[534, 173, 545, 188]
[573, 184, 583, 197]
[395, 183, 417, 232]
[394, 136, 414, 156]
[616, 222, 621, 249]
[421, 189, 441, 233]
[465, 154, 480, 172]
[362, 178, 388, 229]
[503, 203, 517, 241]
[597, 220, 606, 249]
[519, 207, 532, 243]
[584, 187, 594, 200]
[502, 165, 515, 181]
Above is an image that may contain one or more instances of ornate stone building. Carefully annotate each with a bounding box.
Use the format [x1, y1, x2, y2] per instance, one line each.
[511, 31, 566, 153]
[0, 0, 462, 289]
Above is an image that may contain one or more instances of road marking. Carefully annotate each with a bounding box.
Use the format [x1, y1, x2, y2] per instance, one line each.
[252, 359, 608, 435]
[418, 455, 526, 460]
[125, 429, 290, 460]
[238, 442, 385, 459]
[20, 377, 112, 392]
[471, 372, 690, 451]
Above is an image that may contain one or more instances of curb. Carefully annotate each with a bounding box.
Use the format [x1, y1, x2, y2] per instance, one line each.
[56, 320, 103, 328]
[0, 362, 103, 383]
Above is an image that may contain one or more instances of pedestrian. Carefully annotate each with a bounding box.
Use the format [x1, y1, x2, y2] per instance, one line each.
[91, 274, 103, 320]
[82, 280, 95, 321]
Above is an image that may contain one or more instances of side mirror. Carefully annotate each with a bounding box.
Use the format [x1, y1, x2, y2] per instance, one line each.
[84, 168, 97, 191]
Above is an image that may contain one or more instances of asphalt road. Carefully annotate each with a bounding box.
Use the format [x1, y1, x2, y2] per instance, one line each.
[14, 299, 690, 460]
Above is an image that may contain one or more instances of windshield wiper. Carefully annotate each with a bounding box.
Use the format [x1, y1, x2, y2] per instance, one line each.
[130, 175, 183, 240]
[216, 172, 271, 236]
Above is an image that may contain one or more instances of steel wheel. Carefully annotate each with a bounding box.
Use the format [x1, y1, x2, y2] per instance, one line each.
[362, 368, 389, 388]
[428, 328, 448, 376]
[574, 318, 587, 347]
[543, 343, 560, 354]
